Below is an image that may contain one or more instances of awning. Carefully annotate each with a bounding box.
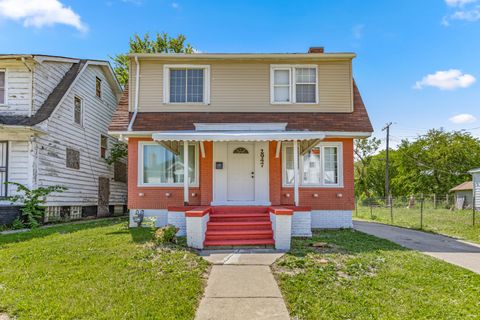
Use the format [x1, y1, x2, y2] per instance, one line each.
[152, 130, 326, 142]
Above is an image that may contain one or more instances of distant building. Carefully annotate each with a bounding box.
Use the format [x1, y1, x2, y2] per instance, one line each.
[449, 181, 473, 209]
[469, 168, 480, 210]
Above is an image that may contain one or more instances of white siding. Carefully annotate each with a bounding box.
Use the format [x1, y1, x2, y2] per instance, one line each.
[474, 173, 480, 210]
[35, 64, 126, 206]
[33, 61, 72, 113]
[0, 140, 33, 200]
[0, 60, 34, 116]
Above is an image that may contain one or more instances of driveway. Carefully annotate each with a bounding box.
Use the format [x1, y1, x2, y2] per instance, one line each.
[353, 221, 480, 274]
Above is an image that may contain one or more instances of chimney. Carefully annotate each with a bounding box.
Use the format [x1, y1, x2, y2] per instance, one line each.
[308, 47, 324, 54]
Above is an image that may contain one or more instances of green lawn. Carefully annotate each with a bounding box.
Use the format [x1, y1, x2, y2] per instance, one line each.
[273, 229, 480, 320]
[355, 206, 480, 244]
[0, 218, 209, 319]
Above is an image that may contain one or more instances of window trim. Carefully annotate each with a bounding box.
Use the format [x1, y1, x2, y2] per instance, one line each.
[0, 141, 8, 198]
[270, 65, 318, 105]
[0, 69, 7, 105]
[137, 141, 199, 187]
[282, 141, 343, 188]
[163, 64, 211, 105]
[100, 134, 108, 159]
[73, 95, 83, 126]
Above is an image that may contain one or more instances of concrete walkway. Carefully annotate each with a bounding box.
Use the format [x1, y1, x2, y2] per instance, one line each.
[354, 221, 480, 274]
[196, 249, 290, 320]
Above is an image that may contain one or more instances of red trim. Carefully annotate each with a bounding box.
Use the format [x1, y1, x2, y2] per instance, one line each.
[185, 207, 212, 217]
[268, 207, 294, 215]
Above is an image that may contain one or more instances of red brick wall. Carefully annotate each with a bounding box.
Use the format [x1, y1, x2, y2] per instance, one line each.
[273, 138, 355, 210]
[128, 138, 354, 210]
[128, 138, 205, 209]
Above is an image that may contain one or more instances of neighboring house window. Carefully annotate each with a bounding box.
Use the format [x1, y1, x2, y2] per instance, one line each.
[0, 142, 8, 197]
[95, 77, 102, 98]
[283, 142, 342, 187]
[0, 70, 5, 105]
[114, 161, 127, 183]
[164, 65, 210, 104]
[100, 135, 108, 159]
[139, 142, 197, 186]
[74, 96, 82, 125]
[66, 148, 80, 170]
[271, 65, 317, 104]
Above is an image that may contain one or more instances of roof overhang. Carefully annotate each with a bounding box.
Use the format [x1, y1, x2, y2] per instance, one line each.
[152, 131, 327, 142]
[469, 168, 480, 174]
[129, 52, 356, 61]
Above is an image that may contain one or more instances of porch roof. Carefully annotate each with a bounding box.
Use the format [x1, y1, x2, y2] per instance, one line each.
[152, 130, 327, 142]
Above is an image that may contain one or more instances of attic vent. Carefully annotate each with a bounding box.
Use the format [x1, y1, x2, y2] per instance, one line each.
[308, 47, 324, 53]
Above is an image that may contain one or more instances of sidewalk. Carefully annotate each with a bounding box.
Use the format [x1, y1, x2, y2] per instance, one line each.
[354, 220, 480, 274]
[196, 250, 290, 320]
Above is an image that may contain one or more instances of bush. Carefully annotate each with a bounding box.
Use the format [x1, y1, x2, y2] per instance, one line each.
[153, 224, 179, 244]
[11, 217, 26, 230]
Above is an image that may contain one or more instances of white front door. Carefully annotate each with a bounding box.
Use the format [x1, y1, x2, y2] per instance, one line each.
[227, 142, 255, 201]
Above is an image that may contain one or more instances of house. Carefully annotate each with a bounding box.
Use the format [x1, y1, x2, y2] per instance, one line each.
[469, 168, 480, 210]
[0, 54, 126, 225]
[449, 181, 473, 209]
[108, 47, 373, 250]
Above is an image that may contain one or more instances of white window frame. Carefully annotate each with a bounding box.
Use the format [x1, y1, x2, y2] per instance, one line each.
[138, 141, 199, 187]
[282, 141, 343, 187]
[0, 69, 7, 105]
[163, 64, 211, 105]
[73, 95, 83, 126]
[270, 65, 318, 105]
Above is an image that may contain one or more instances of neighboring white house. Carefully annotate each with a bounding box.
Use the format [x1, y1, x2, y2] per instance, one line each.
[470, 168, 480, 210]
[0, 54, 126, 225]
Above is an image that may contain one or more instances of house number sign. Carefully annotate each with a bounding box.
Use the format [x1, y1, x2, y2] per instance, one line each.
[260, 149, 265, 167]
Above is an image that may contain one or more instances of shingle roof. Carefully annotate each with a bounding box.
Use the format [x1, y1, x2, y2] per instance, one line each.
[109, 80, 373, 133]
[0, 60, 86, 126]
[450, 181, 473, 192]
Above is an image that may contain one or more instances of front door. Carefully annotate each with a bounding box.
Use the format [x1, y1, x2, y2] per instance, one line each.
[227, 142, 255, 201]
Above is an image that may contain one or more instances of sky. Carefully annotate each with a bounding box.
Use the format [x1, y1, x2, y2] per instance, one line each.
[0, 0, 479, 148]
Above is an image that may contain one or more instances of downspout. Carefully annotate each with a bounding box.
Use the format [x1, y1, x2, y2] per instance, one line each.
[127, 56, 140, 131]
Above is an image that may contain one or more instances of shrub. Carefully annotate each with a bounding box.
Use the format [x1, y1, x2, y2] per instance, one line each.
[11, 217, 26, 230]
[153, 224, 179, 244]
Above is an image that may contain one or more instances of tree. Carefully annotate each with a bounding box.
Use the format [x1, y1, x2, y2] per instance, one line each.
[112, 32, 194, 86]
[354, 137, 381, 198]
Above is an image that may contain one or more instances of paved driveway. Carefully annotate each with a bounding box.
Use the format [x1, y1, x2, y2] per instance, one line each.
[354, 221, 480, 274]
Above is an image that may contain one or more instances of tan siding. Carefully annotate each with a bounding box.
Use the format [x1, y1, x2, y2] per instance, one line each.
[132, 58, 353, 113]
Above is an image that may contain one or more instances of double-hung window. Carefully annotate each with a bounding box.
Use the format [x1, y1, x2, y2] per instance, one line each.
[271, 65, 317, 104]
[0, 70, 5, 105]
[164, 65, 210, 104]
[74, 96, 82, 125]
[283, 142, 342, 187]
[139, 142, 197, 186]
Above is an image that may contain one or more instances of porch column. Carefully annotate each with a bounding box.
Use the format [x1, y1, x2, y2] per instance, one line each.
[183, 141, 189, 205]
[293, 139, 299, 206]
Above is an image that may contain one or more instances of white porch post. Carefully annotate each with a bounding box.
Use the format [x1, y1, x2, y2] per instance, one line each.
[183, 141, 189, 205]
[293, 139, 299, 206]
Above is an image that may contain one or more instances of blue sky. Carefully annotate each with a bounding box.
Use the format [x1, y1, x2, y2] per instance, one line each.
[1, 0, 479, 146]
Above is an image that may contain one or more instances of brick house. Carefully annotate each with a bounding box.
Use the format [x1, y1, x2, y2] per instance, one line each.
[109, 47, 373, 250]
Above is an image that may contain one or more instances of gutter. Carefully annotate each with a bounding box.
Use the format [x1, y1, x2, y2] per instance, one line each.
[127, 56, 140, 131]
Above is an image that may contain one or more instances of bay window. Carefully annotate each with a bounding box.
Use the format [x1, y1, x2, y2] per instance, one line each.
[271, 65, 318, 104]
[283, 142, 342, 187]
[139, 142, 197, 186]
[164, 65, 210, 104]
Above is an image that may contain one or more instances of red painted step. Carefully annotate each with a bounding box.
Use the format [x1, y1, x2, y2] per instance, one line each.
[212, 206, 269, 214]
[209, 213, 270, 222]
[207, 221, 272, 231]
[206, 230, 273, 240]
[204, 239, 275, 247]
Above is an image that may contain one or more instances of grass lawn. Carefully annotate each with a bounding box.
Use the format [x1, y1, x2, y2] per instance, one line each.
[355, 206, 480, 244]
[273, 229, 480, 320]
[0, 218, 209, 319]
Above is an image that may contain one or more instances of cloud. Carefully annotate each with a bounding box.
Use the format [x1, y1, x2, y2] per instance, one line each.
[449, 113, 477, 124]
[414, 69, 476, 90]
[0, 0, 87, 32]
[445, 0, 477, 6]
[352, 24, 364, 40]
[172, 2, 179, 9]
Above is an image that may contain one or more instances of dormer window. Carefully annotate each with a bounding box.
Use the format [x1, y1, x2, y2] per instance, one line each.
[163, 65, 210, 104]
[270, 65, 318, 104]
[0, 70, 5, 104]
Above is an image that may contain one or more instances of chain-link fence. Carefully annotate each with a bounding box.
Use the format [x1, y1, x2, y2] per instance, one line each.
[355, 195, 478, 243]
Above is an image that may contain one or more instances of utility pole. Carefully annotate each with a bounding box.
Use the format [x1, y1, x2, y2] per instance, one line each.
[383, 122, 393, 205]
